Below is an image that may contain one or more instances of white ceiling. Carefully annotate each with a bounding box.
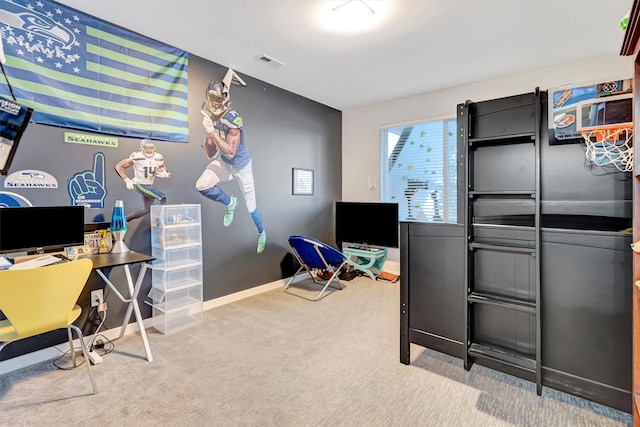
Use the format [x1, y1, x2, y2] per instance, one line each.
[55, 0, 633, 111]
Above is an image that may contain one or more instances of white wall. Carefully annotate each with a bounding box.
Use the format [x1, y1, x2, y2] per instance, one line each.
[341, 52, 634, 272]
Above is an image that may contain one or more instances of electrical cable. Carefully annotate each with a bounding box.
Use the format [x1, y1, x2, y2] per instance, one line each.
[53, 347, 86, 370]
[52, 290, 116, 370]
[87, 289, 116, 356]
[91, 333, 115, 356]
[87, 307, 106, 351]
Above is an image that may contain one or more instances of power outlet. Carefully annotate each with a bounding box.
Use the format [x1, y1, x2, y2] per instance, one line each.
[91, 289, 103, 307]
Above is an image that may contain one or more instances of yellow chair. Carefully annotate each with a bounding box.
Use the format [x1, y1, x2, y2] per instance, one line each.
[0, 258, 97, 394]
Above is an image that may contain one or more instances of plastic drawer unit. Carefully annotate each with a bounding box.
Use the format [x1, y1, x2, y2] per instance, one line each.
[151, 246, 202, 270]
[152, 264, 202, 292]
[148, 204, 203, 334]
[147, 284, 203, 334]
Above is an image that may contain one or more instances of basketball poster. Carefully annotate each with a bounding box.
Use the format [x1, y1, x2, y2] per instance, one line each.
[548, 78, 632, 145]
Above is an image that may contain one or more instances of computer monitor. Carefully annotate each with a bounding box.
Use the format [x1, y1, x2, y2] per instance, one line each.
[0, 206, 85, 255]
[335, 201, 399, 249]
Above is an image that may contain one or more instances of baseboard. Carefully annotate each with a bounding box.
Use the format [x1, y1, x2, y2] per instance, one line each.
[202, 274, 302, 311]
[0, 274, 301, 375]
[382, 259, 400, 276]
[542, 366, 632, 413]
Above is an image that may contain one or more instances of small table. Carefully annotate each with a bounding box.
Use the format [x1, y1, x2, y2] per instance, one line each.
[88, 251, 155, 362]
[342, 246, 387, 280]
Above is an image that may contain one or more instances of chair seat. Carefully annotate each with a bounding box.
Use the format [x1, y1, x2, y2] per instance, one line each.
[0, 305, 83, 343]
[284, 235, 348, 301]
[0, 258, 97, 395]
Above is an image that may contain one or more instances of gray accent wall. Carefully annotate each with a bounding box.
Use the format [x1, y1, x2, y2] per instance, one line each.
[2, 54, 341, 323]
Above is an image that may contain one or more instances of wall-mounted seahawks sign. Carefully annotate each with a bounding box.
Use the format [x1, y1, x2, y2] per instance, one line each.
[4, 170, 58, 188]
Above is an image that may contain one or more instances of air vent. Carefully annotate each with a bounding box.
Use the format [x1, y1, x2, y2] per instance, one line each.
[258, 54, 285, 67]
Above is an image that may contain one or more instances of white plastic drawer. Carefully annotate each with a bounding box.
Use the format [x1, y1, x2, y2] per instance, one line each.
[151, 245, 202, 269]
[148, 284, 202, 312]
[151, 225, 201, 248]
[152, 303, 203, 334]
[150, 204, 201, 227]
[152, 264, 202, 291]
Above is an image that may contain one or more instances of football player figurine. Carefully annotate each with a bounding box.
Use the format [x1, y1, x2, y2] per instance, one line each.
[196, 73, 267, 254]
[115, 139, 172, 222]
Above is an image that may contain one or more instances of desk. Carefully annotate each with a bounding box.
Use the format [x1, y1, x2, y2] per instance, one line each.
[342, 247, 387, 280]
[88, 251, 154, 362]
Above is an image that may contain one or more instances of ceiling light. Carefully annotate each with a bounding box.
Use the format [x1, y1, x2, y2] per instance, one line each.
[316, 1, 393, 34]
[332, 0, 374, 15]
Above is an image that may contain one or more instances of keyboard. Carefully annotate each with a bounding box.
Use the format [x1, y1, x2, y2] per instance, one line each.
[9, 254, 67, 270]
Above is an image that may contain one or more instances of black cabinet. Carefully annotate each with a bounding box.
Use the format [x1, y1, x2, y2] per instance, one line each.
[541, 227, 632, 410]
[400, 89, 632, 413]
[400, 223, 465, 363]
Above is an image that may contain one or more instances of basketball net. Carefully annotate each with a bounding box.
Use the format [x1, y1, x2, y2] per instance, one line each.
[579, 125, 634, 173]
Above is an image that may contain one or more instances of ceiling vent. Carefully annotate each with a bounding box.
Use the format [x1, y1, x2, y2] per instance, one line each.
[258, 54, 285, 67]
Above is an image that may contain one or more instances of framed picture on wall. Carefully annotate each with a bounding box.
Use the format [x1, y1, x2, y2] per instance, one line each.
[292, 168, 314, 196]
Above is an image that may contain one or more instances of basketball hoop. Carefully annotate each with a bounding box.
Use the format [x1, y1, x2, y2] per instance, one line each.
[579, 125, 634, 173]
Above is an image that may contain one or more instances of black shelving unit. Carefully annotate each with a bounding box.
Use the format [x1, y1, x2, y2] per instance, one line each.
[460, 89, 543, 394]
[401, 88, 632, 412]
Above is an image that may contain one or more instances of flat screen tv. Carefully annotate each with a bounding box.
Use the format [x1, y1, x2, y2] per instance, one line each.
[335, 202, 399, 249]
[0, 206, 85, 255]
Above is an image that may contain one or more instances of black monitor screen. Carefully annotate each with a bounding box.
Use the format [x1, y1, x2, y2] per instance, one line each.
[0, 206, 85, 254]
[336, 202, 399, 248]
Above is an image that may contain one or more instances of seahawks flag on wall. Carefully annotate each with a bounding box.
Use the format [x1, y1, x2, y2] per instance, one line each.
[0, 0, 189, 142]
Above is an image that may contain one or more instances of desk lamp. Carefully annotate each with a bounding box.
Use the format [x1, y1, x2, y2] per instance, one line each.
[110, 200, 129, 253]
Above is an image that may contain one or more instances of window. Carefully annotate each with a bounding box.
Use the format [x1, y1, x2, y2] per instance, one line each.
[380, 117, 457, 223]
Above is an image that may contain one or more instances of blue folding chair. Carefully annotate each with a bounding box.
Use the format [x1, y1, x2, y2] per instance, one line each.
[284, 235, 347, 301]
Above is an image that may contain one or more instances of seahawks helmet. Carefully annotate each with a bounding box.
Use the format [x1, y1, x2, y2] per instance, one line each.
[140, 139, 156, 158]
[205, 81, 230, 117]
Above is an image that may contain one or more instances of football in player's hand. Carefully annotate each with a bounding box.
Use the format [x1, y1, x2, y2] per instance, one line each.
[203, 135, 219, 159]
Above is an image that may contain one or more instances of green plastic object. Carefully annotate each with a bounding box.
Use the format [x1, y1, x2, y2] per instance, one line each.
[620, 15, 629, 31]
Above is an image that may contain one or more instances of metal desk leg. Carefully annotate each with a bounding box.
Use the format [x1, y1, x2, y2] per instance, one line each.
[121, 263, 152, 361]
[96, 263, 153, 362]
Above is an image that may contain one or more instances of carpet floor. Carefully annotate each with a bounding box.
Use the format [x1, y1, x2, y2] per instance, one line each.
[0, 276, 632, 426]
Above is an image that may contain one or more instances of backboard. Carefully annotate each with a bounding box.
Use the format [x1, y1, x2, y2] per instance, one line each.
[548, 78, 632, 145]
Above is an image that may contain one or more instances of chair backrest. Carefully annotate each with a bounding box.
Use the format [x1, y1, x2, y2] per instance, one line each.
[0, 258, 93, 340]
[288, 236, 345, 269]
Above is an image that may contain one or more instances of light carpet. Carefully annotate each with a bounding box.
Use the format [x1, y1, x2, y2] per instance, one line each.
[0, 276, 632, 426]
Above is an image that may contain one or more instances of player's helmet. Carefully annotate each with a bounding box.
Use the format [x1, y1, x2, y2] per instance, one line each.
[140, 139, 155, 158]
[206, 81, 230, 116]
